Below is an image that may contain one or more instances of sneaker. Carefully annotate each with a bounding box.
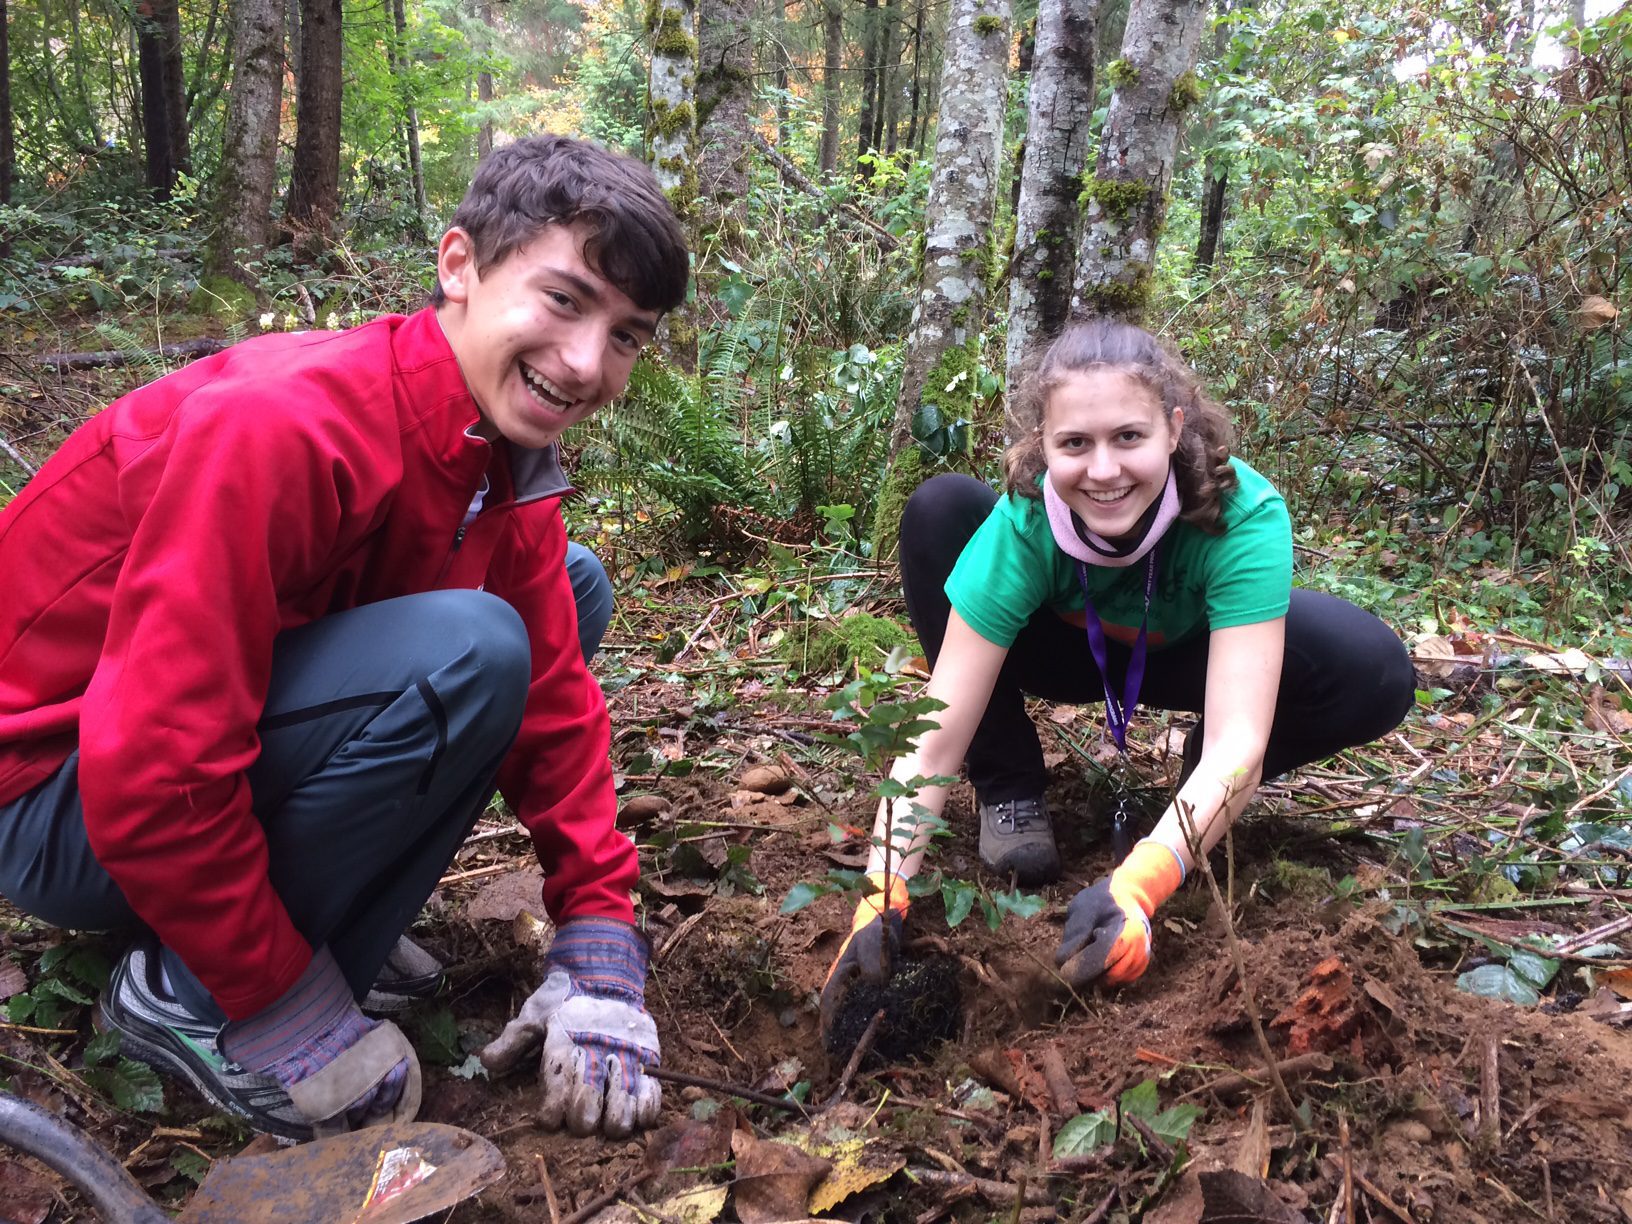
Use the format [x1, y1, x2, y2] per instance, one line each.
[978, 796, 1061, 885]
[96, 939, 313, 1142]
[362, 934, 445, 1015]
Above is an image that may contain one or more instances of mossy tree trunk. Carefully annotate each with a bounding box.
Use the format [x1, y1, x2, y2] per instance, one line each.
[886, 0, 1011, 461]
[1005, 0, 1101, 394]
[1069, 0, 1207, 323]
[648, 0, 700, 371]
[202, 0, 283, 283]
[818, 0, 842, 172]
[697, 0, 753, 324]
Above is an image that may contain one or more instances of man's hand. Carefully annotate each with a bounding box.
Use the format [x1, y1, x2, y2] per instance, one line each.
[819, 873, 909, 1037]
[1056, 841, 1184, 988]
[479, 918, 660, 1138]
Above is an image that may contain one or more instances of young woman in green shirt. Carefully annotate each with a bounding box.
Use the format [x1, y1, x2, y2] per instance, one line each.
[821, 319, 1413, 1032]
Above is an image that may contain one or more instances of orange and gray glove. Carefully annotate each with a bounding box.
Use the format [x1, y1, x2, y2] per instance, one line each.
[1056, 841, 1185, 987]
[819, 873, 909, 1035]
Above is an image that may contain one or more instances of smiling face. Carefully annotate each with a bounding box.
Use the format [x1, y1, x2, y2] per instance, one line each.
[435, 221, 661, 449]
[1041, 367, 1183, 542]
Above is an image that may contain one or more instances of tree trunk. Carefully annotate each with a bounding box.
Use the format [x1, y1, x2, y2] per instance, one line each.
[887, 0, 1011, 459]
[1006, 0, 1099, 391]
[873, 0, 896, 153]
[284, 0, 343, 238]
[903, 0, 923, 152]
[855, 0, 879, 176]
[774, 0, 791, 144]
[698, 0, 754, 307]
[390, 0, 428, 236]
[1069, 0, 1207, 323]
[135, 0, 188, 198]
[203, 0, 284, 282]
[1192, 0, 1229, 272]
[477, 0, 494, 158]
[818, 0, 842, 172]
[648, 0, 699, 370]
[1, 0, 12, 262]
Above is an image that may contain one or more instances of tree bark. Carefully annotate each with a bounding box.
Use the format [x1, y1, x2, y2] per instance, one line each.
[204, 0, 284, 281]
[818, 0, 843, 172]
[903, 0, 923, 152]
[1, 0, 11, 262]
[874, 0, 896, 153]
[648, 0, 699, 370]
[1069, 0, 1207, 323]
[855, 0, 879, 176]
[390, 0, 428, 236]
[135, 0, 188, 198]
[284, 0, 343, 238]
[697, 0, 753, 245]
[888, 0, 1011, 458]
[477, 0, 494, 158]
[1192, 0, 1229, 272]
[1006, 0, 1100, 391]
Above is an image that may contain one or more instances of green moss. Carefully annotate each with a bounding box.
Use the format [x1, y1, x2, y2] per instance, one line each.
[1169, 69, 1204, 112]
[189, 275, 258, 320]
[642, 0, 660, 31]
[650, 98, 694, 141]
[1105, 58, 1140, 89]
[651, 9, 696, 57]
[973, 13, 1004, 34]
[1080, 271, 1152, 318]
[870, 448, 925, 560]
[1037, 267, 1054, 280]
[1258, 859, 1333, 901]
[658, 155, 699, 218]
[784, 612, 918, 675]
[1079, 174, 1152, 221]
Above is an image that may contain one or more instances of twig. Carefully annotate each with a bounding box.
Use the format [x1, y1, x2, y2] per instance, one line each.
[1340, 1115, 1355, 1224]
[646, 1067, 809, 1116]
[825, 1009, 885, 1106]
[1124, 1114, 1174, 1166]
[0, 431, 38, 476]
[1079, 1186, 1118, 1224]
[1191, 1053, 1333, 1101]
[561, 1183, 627, 1224]
[1480, 1035, 1501, 1153]
[1037, 1042, 1079, 1118]
[1173, 797, 1304, 1133]
[1350, 1165, 1417, 1223]
[535, 1154, 562, 1224]
[903, 1167, 1055, 1207]
[1554, 910, 1632, 954]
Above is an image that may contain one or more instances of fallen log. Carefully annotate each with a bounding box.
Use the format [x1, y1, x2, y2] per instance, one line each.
[38, 338, 229, 371]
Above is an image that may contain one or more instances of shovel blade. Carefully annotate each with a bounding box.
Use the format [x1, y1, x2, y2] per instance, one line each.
[180, 1122, 504, 1224]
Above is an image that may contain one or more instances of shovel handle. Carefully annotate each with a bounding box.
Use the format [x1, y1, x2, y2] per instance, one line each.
[0, 1092, 169, 1224]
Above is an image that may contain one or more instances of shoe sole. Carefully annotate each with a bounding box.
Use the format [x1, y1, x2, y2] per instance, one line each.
[94, 1000, 312, 1144]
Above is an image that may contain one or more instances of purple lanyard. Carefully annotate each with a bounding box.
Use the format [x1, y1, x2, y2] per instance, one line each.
[1074, 550, 1158, 753]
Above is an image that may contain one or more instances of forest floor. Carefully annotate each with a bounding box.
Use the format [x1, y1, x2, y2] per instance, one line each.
[3, 355, 1632, 1223]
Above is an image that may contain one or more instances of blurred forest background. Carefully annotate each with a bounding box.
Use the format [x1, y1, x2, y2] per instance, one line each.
[2, 0, 1631, 645]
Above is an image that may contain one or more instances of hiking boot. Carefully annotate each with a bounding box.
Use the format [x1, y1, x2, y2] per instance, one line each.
[362, 934, 445, 1015]
[96, 939, 313, 1142]
[978, 796, 1061, 885]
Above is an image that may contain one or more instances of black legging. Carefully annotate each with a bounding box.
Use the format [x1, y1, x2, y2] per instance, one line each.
[900, 474, 1416, 803]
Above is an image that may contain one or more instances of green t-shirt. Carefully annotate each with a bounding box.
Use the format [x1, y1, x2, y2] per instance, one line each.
[945, 458, 1292, 650]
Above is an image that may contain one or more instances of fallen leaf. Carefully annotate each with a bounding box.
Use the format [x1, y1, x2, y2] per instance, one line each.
[0, 961, 26, 1000]
[463, 867, 545, 923]
[730, 1132, 832, 1224]
[1600, 968, 1632, 1000]
[1522, 647, 1595, 675]
[640, 1115, 737, 1199]
[1197, 1170, 1307, 1224]
[1410, 633, 1458, 679]
[1048, 706, 1080, 725]
[781, 1127, 906, 1215]
[1585, 686, 1632, 736]
[0, 1158, 55, 1224]
[1362, 976, 1405, 1017]
[600, 1184, 729, 1224]
[1003, 1048, 1055, 1114]
[1231, 1099, 1271, 1178]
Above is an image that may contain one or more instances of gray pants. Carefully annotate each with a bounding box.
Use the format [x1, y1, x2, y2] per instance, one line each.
[0, 588, 547, 1022]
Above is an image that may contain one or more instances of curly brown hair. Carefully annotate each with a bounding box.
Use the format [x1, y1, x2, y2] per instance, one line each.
[1002, 319, 1239, 533]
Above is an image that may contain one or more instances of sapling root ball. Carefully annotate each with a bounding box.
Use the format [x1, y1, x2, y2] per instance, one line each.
[825, 956, 962, 1064]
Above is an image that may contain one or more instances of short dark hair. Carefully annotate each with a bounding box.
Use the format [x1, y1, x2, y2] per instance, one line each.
[432, 135, 690, 314]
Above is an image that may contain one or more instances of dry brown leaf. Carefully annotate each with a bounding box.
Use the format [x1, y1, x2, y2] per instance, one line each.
[1585, 686, 1632, 736]
[1600, 967, 1632, 1000]
[463, 867, 545, 923]
[1231, 1100, 1271, 1178]
[1574, 294, 1620, 331]
[782, 1128, 906, 1215]
[0, 961, 27, 1000]
[729, 1132, 832, 1224]
[1410, 633, 1458, 679]
[0, 1159, 54, 1224]
[1197, 1171, 1307, 1224]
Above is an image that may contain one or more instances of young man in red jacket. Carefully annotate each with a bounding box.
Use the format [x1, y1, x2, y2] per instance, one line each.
[0, 135, 686, 1141]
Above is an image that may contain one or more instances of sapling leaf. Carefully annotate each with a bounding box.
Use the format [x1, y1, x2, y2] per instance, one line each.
[1053, 1110, 1116, 1157]
[82, 1029, 121, 1068]
[942, 881, 977, 928]
[1151, 1104, 1203, 1144]
[781, 882, 829, 914]
[1119, 1079, 1161, 1119]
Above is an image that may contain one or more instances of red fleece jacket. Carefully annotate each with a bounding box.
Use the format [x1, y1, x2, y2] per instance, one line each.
[0, 308, 636, 1018]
